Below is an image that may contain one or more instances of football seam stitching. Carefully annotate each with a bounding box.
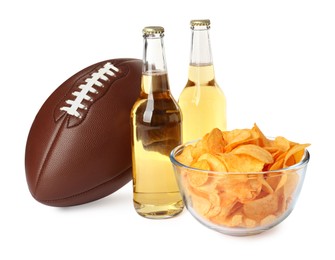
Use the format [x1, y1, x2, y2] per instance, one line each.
[66, 65, 129, 128]
[59, 62, 120, 118]
[53, 62, 129, 128]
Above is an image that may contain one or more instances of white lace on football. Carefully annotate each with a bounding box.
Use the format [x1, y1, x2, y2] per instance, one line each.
[60, 62, 119, 118]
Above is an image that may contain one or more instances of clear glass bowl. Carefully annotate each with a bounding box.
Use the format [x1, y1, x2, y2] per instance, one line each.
[170, 141, 310, 236]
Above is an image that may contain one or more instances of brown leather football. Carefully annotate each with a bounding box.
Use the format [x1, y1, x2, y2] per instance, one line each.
[25, 58, 142, 206]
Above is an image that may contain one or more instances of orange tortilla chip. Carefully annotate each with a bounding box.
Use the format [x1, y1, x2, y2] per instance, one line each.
[273, 136, 291, 152]
[244, 217, 257, 228]
[206, 206, 222, 218]
[284, 144, 310, 167]
[231, 144, 274, 164]
[198, 153, 228, 172]
[260, 177, 274, 194]
[206, 128, 226, 153]
[243, 193, 279, 221]
[284, 172, 299, 199]
[223, 129, 253, 152]
[260, 214, 277, 226]
[216, 174, 262, 203]
[176, 144, 194, 166]
[191, 194, 211, 216]
[251, 123, 271, 147]
[187, 160, 210, 187]
[191, 137, 208, 160]
[268, 157, 284, 171]
[265, 172, 283, 190]
[217, 153, 265, 172]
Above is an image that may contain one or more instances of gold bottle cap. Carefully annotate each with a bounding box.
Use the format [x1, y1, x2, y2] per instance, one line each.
[143, 26, 165, 36]
[190, 19, 211, 28]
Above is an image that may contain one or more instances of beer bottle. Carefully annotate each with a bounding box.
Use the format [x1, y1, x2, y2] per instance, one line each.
[179, 19, 227, 142]
[130, 26, 184, 219]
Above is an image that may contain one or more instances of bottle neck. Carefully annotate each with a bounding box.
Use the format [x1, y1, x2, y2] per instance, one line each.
[190, 26, 213, 66]
[143, 35, 167, 74]
[188, 26, 216, 84]
[142, 34, 170, 94]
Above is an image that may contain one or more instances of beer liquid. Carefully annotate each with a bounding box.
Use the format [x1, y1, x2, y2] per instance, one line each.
[131, 72, 183, 218]
[179, 64, 227, 142]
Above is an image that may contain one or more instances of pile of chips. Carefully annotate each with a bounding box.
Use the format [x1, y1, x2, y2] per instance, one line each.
[176, 124, 310, 228]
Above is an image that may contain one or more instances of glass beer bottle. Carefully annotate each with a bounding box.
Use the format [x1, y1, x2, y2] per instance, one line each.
[130, 26, 184, 218]
[179, 19, 227, 143]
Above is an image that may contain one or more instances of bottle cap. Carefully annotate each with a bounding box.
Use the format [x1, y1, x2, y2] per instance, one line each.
[143, 26, 165, 36]
[190, 19, 210, 29]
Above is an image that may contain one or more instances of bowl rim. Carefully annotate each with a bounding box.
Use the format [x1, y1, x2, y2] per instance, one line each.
[170, 139, 310, 175]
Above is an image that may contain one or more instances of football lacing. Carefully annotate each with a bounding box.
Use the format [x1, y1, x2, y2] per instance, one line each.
[60, 62, 119, 118]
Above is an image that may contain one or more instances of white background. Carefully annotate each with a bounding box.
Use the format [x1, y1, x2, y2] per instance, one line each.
[1, 0, 334, 259]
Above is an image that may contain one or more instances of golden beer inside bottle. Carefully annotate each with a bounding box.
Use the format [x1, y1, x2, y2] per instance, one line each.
[131, 72, 183, 218]
[179, 64, 227, 143]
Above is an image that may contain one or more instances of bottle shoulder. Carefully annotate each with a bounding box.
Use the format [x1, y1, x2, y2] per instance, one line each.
[186, 64, 218, 84]
[137, 91, 179, 103]
[179, 84, 226, 105]
[131, 93, 182, 117]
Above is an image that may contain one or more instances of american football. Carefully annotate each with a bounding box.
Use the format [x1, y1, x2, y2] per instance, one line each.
[25, 58, 142, 206]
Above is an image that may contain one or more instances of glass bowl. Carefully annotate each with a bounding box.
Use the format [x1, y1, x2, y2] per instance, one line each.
[170, 141, 310, 236]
